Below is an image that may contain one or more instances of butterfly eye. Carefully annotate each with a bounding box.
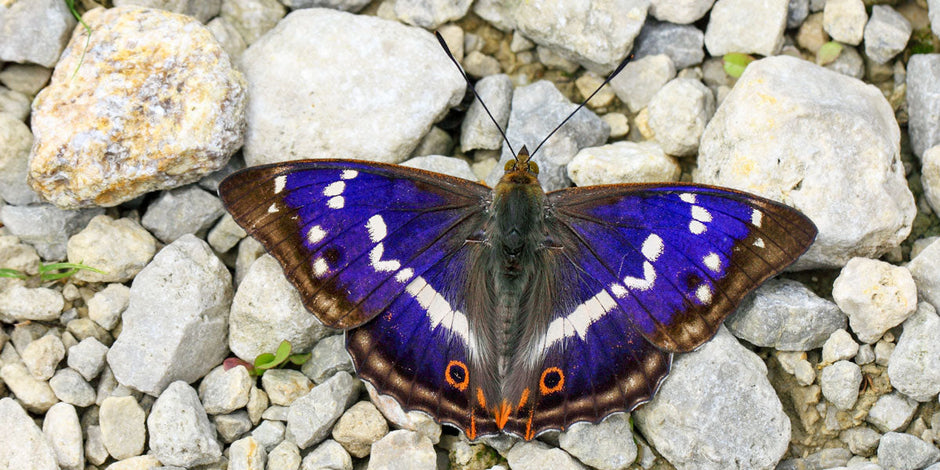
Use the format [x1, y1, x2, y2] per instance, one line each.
[504, 160, 516, 172]
[528, 161, 539, 175]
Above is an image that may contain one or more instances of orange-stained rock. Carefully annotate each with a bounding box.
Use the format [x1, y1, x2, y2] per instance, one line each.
[29, 6, 246, 209]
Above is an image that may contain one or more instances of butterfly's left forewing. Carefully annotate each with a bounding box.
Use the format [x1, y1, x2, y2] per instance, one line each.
[219, 160, 499, 436]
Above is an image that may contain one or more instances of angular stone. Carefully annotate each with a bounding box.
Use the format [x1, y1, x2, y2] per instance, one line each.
[820, 360, 862, 410]
[823, 0, 867, 45]
[368, 430, 438, 470]
[0, 397, 58, 469]
[633, 327, 790, 469]
[0, 285, 64, 323]
[887, 302, 940, 401]
[401, 155, 477, 181]
[107, 235, 232, 395]
[0, 0, 75, 67]
[86, 283, 130, 331]
[28, 6, 246, 209]
[230, 254, 334, 362]
[239, 9, 463, 166]
[48, 368, 96, 407]
[863, 5, 912, 64]
[286, 371, 360, 449]
[140, 185, 226, 244]
[0, 112, 40, 205]
[609, 54, 676, 113]
[727, 278, 846, 351]
[649, 0, 714, 24]
[877, 432, 940, 470]
[198, 365, 252, 414]
[393, 0, 471, 29]
[907, 54, 940, 160]
[698, 56, 914, 268]
[112, 0, 222, 23]
[647, 77, 715, 157]
[506, 440, 586, 470]
[866, 392, 918, 432]
[21, 334, 65, 381]
[567, 141, 679, 186]
[0, 204, 103, 261]
[704, 0, 788, 56]
[558, 413, 637, 470]
[302, 439, 352, 470]
[147, 381, 223, 466]
[261, 369, 313, 407]
[331, 401, 389, 458]
[461, 74, 513, 152]
[229, 436, 267, 470]
[42, 402, 84, 470]
[632, 20, 705, 70]
[832, 258, 917, 344]
[99, 396, 146, 460]
[0, 362, 58, 413]
[66, 215, 157, 283]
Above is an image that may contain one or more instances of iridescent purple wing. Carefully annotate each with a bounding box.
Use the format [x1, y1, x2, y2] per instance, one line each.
[502, 183, 816, 438]
[219, 160, 499, 437]
[219, 160, 490, 329]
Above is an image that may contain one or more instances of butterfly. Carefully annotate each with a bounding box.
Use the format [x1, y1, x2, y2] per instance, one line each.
[218, 34, 817, 441]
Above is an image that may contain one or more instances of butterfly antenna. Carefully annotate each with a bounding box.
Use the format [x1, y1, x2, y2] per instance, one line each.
[530, 54, 634, 158]
[434, 31, 517, 158]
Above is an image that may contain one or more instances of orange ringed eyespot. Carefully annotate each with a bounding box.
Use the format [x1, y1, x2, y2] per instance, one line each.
[444, 360, 469, 391]
[539, 367, 564, 395]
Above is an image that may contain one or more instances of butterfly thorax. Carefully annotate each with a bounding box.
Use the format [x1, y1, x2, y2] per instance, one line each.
[466, 149, 560, 399]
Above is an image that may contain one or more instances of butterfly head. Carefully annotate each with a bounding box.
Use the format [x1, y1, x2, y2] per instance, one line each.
[500, 146, 540, 187]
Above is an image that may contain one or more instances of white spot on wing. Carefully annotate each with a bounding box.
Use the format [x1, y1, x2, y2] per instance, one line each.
[267, 203, 278, 213]
[274, 176, 286, 194]
[703, 253, 721, 272]
[696, 284, 712, 304]
[641, 234, 664, 261]
[323, 181, 345, 197]
[623, 261, 656, 290]
[307, 225, 326, 244]
[689, 220, 706, 234]
[395, 268, 414, 283]
[341, 170, 358, 180]
[406, 276, 471, 344]
[369, 243, 401, 272]
[610, 283, 627, 298]
[366, 215, 387, 242]
[691, 205, 712, 222]
[313, 257, 329, 277]
[543, 290, 619, 348]
[754, 237, 765, 248]
[680, 193, 696, 203]
[751, 209, 763, 227]
[327, 196, 344, 209]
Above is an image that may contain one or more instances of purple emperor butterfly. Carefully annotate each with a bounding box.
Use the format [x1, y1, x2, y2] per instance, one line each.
[219, 35, 816, 441]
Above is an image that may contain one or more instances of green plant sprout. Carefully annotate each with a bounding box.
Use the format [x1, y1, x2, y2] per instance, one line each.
[65, 0, 92, 78]
[0, 262, 104, 282]
[223, 340, 312, 377]
[816, 41, 843, 66]
[722, 52, 755, 78]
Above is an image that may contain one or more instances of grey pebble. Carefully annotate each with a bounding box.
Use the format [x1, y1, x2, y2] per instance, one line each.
[147, 381, 222, 467]
[286, 371, 360, 449]
[141, 185, 226, 244]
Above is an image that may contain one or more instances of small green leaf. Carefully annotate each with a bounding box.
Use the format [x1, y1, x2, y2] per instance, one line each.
[288, 353, 312, 366]
[0, 268, 28, 279]
[816, 41, 843, 66]
[254, 352, 277, 370]
[271, 340, 292, 365]
[722, 53, 755, 78]
[38, 262, 104, 282]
